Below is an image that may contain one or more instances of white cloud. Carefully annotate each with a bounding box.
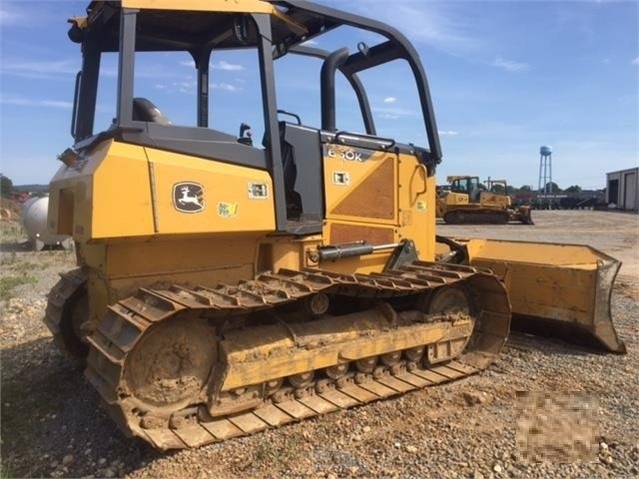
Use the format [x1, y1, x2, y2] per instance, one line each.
[0, 59, 79, 79]
[632, 57, 639, 65]
[301, 39, 318, 46]
[213, 60, 245, 71]
[0, 95, 72, 109]
[0, 3, 25, 26]
[492, 56, 530, 72]
[212, 82, 241, 92]
[383, 97, 396, 104]
[177, 79, 197, 93]
[180, 60, 245, 71]
[373, 106, 420, 119]
[438, 130, 459, 136]
[153, 79, 197, 94]
[344, 1, 480, 56]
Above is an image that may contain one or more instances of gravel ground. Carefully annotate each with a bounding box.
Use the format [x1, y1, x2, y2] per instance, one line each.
[1, 210, 637, 479]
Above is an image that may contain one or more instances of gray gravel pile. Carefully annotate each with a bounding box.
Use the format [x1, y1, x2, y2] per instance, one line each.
[1, 212, 638, 479]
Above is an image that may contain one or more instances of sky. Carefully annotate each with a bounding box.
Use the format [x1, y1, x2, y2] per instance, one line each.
[0, 0, 637, 189]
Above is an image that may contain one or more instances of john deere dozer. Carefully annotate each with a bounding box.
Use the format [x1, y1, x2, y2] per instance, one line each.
[436, 175, 534, 225]
[45, 0, 625, 450]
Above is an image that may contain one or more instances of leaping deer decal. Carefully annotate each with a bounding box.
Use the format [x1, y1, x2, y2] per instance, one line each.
[177, 186, 202, 208]
[173, 182, 205, 213]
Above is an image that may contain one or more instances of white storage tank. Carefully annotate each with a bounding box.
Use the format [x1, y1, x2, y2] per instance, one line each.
[22, 197, 72, 250]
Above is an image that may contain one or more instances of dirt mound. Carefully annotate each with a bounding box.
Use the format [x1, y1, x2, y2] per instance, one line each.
[0, 197, 24, 222]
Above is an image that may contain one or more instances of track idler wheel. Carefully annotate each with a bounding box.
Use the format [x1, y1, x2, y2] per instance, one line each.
[423, 285, 474, 365]
[427, 285, 473, 316]
[46, 269, 91, 361]
[123, 316, 217, 416]
[59, 289, 90, 358]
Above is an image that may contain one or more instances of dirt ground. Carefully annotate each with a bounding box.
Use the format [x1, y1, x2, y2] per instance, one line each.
[1, 210, 637, 479]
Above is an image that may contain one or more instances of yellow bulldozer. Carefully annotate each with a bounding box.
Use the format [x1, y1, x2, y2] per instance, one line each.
[436, 175, 534, 224]
[44, 0, 624, 451]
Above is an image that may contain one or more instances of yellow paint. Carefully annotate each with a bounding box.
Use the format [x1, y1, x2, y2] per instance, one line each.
[465, 239, 606, 268]
[464, 239, 617, 334]
[48, 138, 280, 319]
[49, 132, 440, 336]
[323, 147, 397, 225]
[68, 16, 87, 28]
[444, 192, 469, 206]
[320, 146, 436, 270]
[105, 0, 307, 38]
[479, 191, 511, 208]
[49, 140, 154, 241]
[397, 153, 435, 261]
[50, 140, 276, 240]
[121, 0, 275, 14]
[436, 175, 512, 219]
[92, 142, 155, 239]
[77, 234, 267, 320]
[146, 147, 275, 235]
[220, 318, 469, 390]
[267, 236, 323, 272]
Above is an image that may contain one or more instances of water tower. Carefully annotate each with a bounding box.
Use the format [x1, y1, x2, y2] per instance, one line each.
[538, 145, 553, 195]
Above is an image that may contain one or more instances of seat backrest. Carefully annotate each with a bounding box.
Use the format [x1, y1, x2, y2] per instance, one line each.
[132, 97, 172, 125]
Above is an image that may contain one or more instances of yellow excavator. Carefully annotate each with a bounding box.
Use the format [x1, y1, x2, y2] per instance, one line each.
[45, 0, 624, 451]
[436, 175, 534, 224]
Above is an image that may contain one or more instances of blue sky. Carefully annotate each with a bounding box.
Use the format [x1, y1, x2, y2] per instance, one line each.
[0, 0, 637, 189]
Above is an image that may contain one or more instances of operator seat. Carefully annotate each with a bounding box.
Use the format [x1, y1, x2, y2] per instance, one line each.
[132, 97, 172, 125]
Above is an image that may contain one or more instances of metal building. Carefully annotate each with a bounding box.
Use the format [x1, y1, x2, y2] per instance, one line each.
[606, 167, 639, 212]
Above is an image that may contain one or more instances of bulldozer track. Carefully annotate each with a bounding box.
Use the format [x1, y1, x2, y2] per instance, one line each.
[77, 262, 510, 450]
[44, 268, 87, 357]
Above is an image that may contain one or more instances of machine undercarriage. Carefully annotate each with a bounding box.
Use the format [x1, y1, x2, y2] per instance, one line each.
[47, 262, 509, 449]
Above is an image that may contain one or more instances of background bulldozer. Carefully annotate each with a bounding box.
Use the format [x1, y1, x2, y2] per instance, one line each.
[44, 0, 623, 451]
[436, 175, 534, 224]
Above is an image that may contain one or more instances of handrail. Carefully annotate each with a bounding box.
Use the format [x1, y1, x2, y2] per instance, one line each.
[70, 71, 82, 139]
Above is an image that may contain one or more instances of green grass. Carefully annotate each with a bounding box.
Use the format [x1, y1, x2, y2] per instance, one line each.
[5, 261, 40, 273]
[0, 275, 37, 301]
[0, 460, 14, 479]
[0, 251, 17, 266]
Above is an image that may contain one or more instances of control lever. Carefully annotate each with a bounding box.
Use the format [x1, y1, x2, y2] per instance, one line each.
[238, 122, 253, 146]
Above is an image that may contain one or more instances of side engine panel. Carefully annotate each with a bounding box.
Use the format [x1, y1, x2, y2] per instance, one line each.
[321, 142, 435, 271]
[48, 140, 276, 242]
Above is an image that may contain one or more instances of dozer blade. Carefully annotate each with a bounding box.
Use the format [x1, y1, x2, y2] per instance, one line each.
[513, 206, 534, 225]
[461, 239, 625, 353]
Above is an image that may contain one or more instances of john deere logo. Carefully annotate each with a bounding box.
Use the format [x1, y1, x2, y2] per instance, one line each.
[173, 182, 204, 213]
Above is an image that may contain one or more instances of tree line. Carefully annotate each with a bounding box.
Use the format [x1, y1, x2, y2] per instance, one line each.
[512, 183, 584, 194]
